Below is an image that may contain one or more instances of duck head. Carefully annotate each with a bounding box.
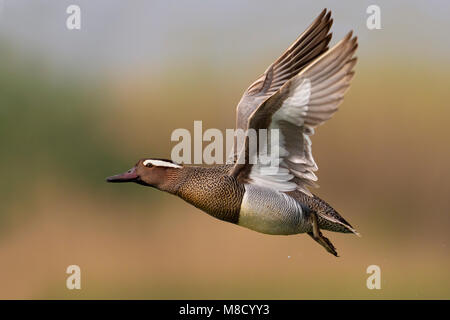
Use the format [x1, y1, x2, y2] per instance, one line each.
[106, 158, 182, 188]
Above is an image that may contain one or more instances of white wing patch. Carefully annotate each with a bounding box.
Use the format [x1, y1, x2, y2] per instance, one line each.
[232, 32, 357, 196]
[273, 78, 311, 127]
[143, 159, 182, 168]
[246, 78, 312, 192]
[249, 166, 297, 192]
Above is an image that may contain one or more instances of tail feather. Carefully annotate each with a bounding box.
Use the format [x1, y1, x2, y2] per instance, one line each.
[286, 190, 360, 236]
[316, 210, 361, 237]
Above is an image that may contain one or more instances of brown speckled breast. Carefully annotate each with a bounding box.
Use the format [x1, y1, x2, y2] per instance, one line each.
[175, 165, 245, 224]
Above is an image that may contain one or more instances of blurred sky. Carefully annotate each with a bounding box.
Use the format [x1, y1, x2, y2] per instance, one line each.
[1, 0, 450, 76]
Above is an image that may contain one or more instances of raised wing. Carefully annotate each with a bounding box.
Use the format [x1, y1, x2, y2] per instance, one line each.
[230, 32, 358, 196]
[235, 9, 333, 132]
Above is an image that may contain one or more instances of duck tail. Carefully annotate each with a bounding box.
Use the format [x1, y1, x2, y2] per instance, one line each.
[310, 195, 361, 237]
[316, 210, 361, 237]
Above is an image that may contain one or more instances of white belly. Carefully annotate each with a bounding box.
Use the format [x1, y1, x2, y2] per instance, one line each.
[238, 184, 308, 235]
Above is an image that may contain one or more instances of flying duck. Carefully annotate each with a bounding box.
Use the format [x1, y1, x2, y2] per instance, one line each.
[107, 9, 359, 256]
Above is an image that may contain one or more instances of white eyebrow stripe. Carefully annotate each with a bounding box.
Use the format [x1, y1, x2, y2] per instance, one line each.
[143, 159, 182, 168]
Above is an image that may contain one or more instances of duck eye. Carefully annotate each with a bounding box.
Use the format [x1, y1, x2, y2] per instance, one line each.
[145, 163, 153, 168]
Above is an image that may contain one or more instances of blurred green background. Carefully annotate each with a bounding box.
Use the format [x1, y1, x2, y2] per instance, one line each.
[1, 0, 449, 299]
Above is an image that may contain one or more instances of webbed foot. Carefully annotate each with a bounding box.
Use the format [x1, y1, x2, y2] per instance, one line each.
[307, 212, 339, 257]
